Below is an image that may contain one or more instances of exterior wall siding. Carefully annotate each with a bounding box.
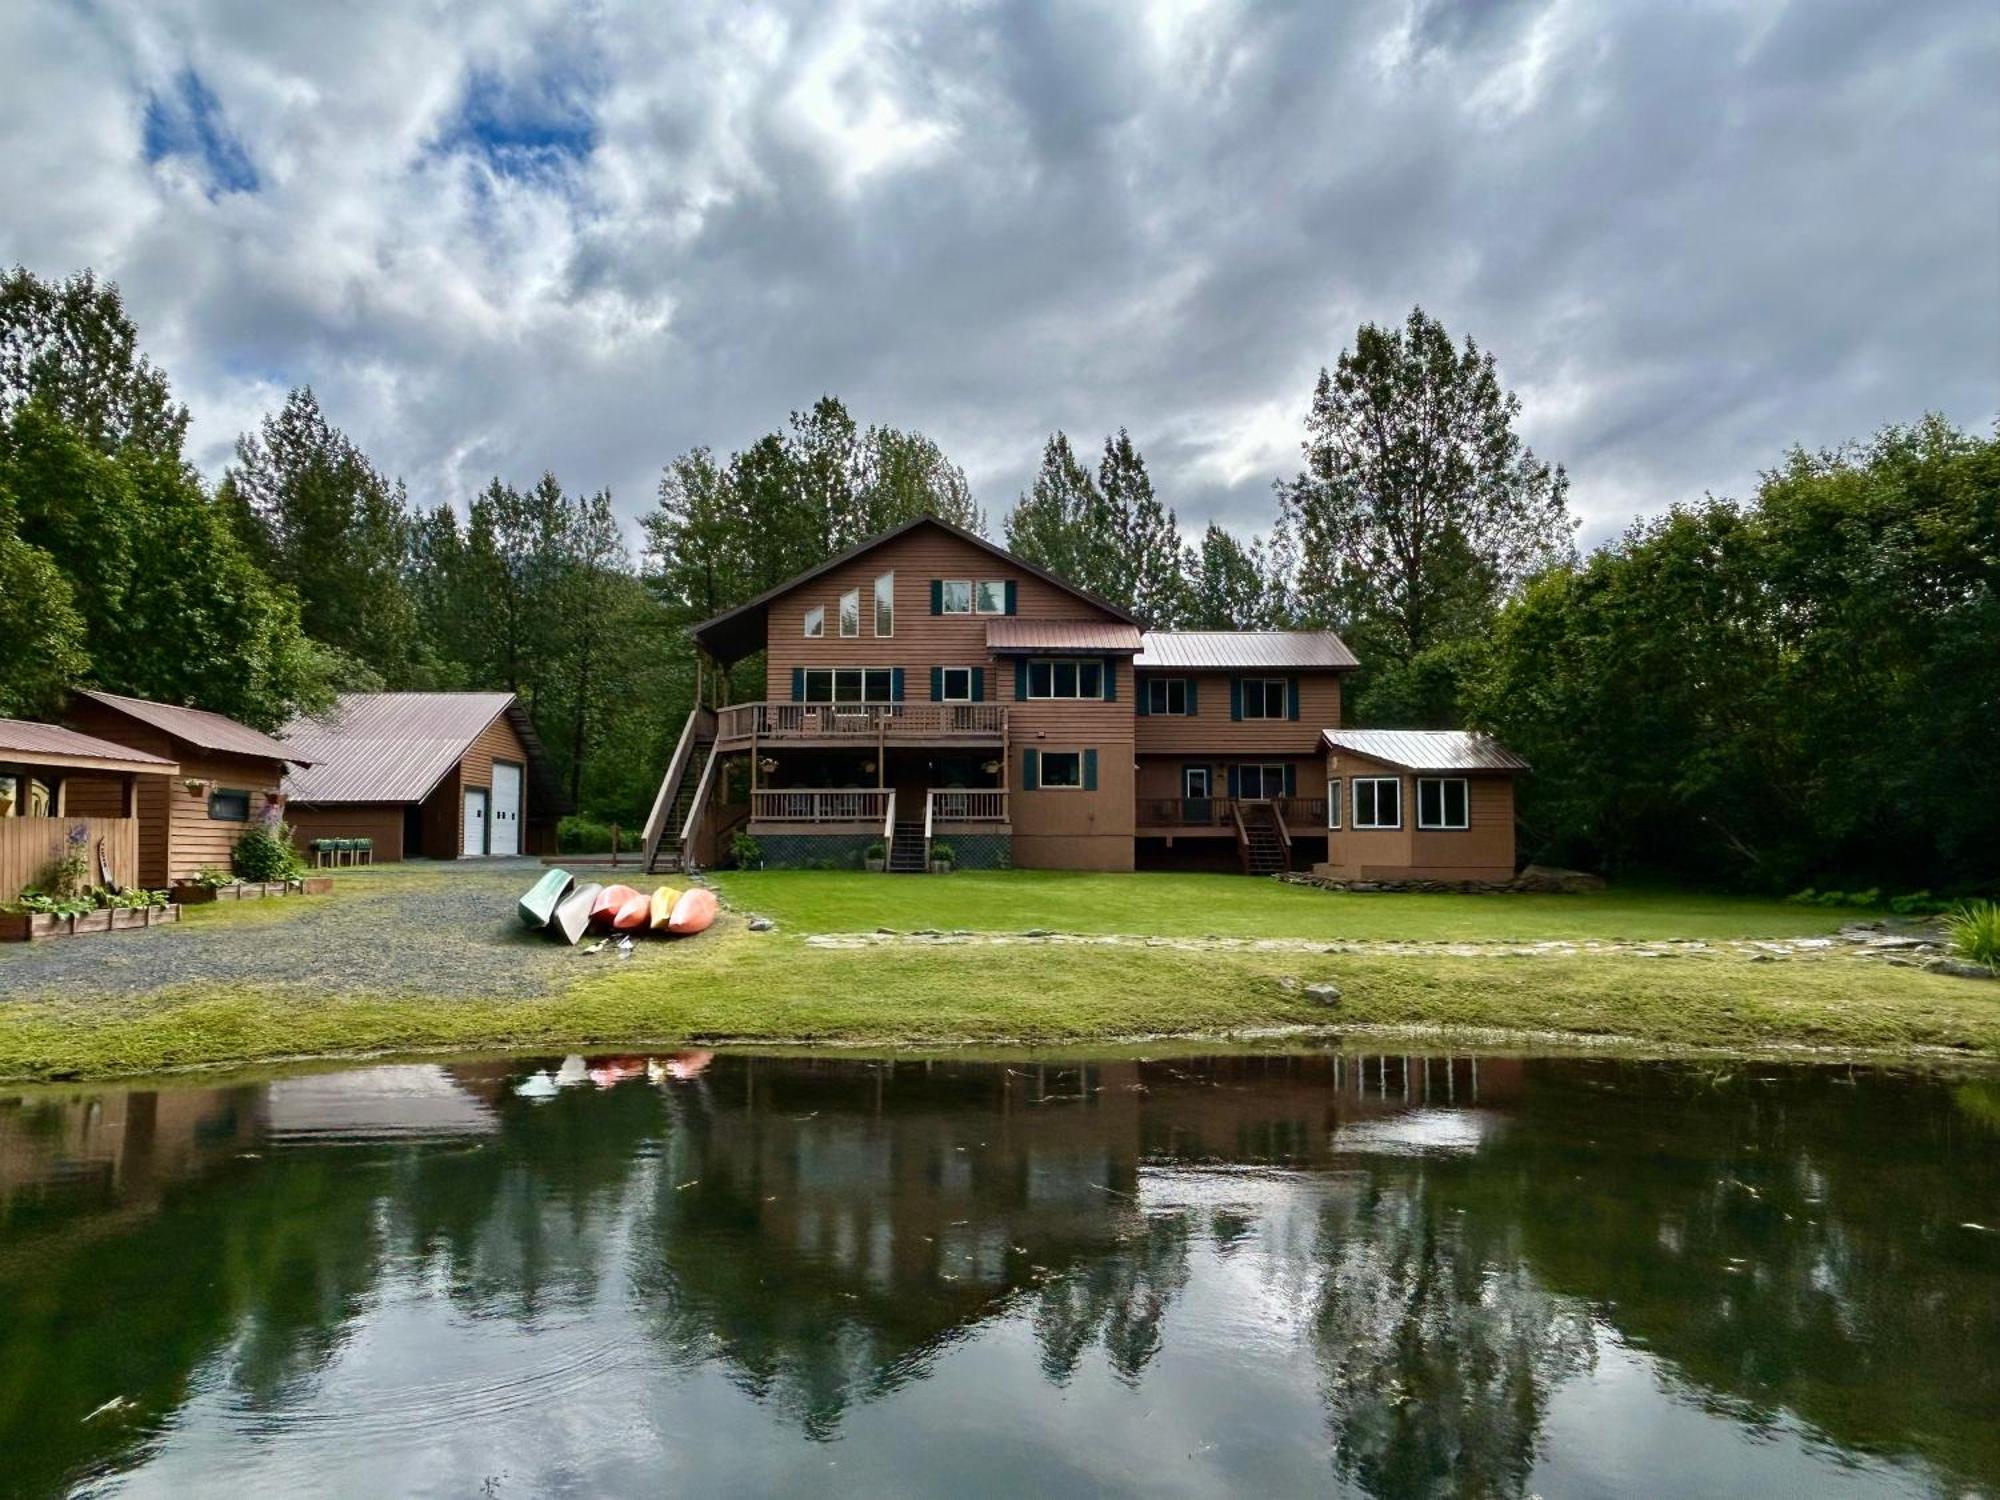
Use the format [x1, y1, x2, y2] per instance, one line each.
[1316, 748, 1518, 881]
[1132, 670, 1342, 756]
[286, 805, 407, 862]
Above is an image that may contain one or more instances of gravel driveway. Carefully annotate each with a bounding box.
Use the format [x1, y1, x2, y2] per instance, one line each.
[0, 860, 656, 1002]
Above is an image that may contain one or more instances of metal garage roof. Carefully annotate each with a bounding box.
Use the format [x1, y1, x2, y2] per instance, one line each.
[281, 693, 518, 804]
[75, 690, 308, 764]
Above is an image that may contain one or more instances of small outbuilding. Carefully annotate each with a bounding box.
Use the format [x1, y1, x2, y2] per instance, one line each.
[0, 717, 179, 900]
[280, 693, 557, 861]
[62, 690, 309, 888]
[1317, 729, 1530, 884]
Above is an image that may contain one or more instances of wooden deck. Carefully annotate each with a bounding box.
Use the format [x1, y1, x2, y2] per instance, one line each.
[716, 702, 1007, 749]
[1135, 798, 1328, 838]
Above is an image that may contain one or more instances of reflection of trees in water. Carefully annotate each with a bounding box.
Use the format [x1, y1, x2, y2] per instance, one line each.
[1032, 1209, 1192, 1385]
[1301, 1176, 1595, 1500]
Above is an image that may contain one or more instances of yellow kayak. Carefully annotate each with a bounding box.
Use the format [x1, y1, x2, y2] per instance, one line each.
[648, 885, 684, 932]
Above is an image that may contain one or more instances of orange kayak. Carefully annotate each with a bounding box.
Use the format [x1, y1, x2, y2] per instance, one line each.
[591, 884, 638, 929]
[611, 890, 651, 930]
[648, 886, 683, 931]
[666, 886, 718, 936]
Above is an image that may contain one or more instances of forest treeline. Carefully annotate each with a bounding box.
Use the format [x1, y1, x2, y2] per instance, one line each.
[2, 269, 1993, 888]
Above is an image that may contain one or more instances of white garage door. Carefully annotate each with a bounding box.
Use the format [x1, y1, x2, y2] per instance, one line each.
[491, 762, 522, 857]
[462, 788, 487, 857]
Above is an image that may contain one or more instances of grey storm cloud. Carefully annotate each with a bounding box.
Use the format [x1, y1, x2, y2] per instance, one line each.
[2, 0, 1995, 550]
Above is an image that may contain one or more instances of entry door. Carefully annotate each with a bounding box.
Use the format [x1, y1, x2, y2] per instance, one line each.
[491, 763, 522, 857]
[462, 788, 488, 857]
[1182, 766, 1212, 825]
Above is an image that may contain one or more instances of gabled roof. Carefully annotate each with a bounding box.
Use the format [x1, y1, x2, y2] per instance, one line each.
[690, 515, 1139, 664]
[1136, 631, 1359, 670]
[281, 693, 520, 804]
[75, 689, 308, 765]
[986, 619, 1144, 654]
[0, 717, 179, 777]
[1321, 729, 1530, 773]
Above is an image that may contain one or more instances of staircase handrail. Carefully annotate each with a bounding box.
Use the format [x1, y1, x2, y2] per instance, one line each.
[644, 705, 716, 866]
[883, 790, 896, 842]
[677, 742, 721, 867]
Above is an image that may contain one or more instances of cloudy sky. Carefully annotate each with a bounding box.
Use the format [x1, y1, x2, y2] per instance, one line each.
[4, 0, 1996, 549]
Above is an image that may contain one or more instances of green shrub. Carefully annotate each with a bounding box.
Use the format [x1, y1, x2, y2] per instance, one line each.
[191, 866, 234, 889]
[1845, 888, 1881, 908]
[865, 840, 887, 860]
[233, 809, 305, 882]
[1943, 901, 2000, 970]
[1814, 890, 1848, 907]
[1889, 890, 1934, 915]
[1786, 888, 1817, 905]
[558, 815, 616, 853]
[929, 841, 955, 864]
[730, 831, 763, 869]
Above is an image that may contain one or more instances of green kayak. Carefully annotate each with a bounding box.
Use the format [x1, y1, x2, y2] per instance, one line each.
[518, 868, 573, 930]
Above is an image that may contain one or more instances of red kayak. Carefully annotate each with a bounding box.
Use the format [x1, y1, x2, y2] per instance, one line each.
[611, 889, 650, 931]
[591, 884, 638, 929]
[666, 887, 718, 936]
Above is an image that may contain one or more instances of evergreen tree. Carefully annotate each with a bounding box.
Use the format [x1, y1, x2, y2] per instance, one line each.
[1096, 429, 1186, 624]
[0, 266, 189, 458]
[1006, 432, 1115, 596]
[1183, 524, 1276, 629]
[857, 425, 985, 536]
[0, 480, 88, 717]
[222, 388, 422, 685]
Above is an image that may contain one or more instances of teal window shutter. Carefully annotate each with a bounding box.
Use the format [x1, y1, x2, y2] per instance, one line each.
[1226, 764, 1240, 798]
[930, 580, 942, 614]
[1186, 679, 1198, 716]
[1023, 747, 1039, 790]
[1083, 748, 1098, 790]
[1284, 763, 1297, 796]
[1136, 678, 1150, 716]
[930, 667, 943, 701]
[1103, 659, 1116, 701]
[1288, 676, 1300, 721]
[1015, 659, 1028, 699]
[891, 668, 905, 702]
[1229, 679, 1242, 721]
[1004, 580, 1017, 615]
[971, 666, 985, 701]
[792, 668, 805, 701]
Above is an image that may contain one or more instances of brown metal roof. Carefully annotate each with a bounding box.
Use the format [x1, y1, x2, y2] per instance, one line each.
[985, 618, 1145, 654]
[76, 689, 308, 765]
[280, 693, 518, 804]
[1321, 729, 1530, 773]
[1135, 631, 1359, 670]
[0, 717, 179, 775]
[690, 516, 1140, 664]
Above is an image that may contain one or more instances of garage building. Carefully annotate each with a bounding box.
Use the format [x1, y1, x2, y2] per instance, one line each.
[281, 693, 558, 861]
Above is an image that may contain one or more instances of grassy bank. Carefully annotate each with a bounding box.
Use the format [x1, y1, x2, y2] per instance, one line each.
[1, 919, 1994, 1083]
[709, 870, 1843, 942]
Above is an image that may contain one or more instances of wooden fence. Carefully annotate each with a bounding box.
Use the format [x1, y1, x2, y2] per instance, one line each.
[0, 817, 142, 902]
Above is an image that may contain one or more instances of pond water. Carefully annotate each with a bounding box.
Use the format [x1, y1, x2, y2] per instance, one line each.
[2, 1051, 1995, 1499]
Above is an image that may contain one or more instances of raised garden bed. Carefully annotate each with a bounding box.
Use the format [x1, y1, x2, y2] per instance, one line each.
[172, 877, 332, 904]
[0, 905, 182, 942]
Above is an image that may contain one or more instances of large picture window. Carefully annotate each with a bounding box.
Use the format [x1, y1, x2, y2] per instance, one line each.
[1417, 777, 1470, 830]
[839, 589, 861, 637]
[1145, 678, 1189, 715]
[803, 668, 894, 703]
[1026, 658, 1104, 699]
[874, 573, 894, 636]
[1039, 751, 1083, 788]
[1237, 764, 1287, 799]
[1352, 777, 1401, 829]
[940, 580, 973, 614]
[975, 580, 1008, 614]
[1239, 678, 1287, 719]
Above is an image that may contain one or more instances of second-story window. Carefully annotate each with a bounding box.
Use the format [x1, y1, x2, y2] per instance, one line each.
[874, 573, 894, 636]
[839, 588, 860, 637]
[1027, 659, 1104, 699]
[804, 605, 824, 638]
[941, 580, 972, 613]
[1240, 678, 1287, 719]
[976, 580, 1007, 614]
[1145, 678, 1189, 715]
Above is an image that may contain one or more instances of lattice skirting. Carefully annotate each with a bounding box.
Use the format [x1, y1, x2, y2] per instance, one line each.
[753, 833, 879, 871]
[935, 833, 1011, 870]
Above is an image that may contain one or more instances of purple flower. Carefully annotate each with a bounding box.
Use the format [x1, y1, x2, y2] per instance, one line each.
[67, 823, 88, 848]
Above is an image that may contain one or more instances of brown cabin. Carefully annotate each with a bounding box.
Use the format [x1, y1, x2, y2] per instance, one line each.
[62, 691, 307, 888]
[1317, 730, 1529, 883]
[0, 718, 179, 900]
[280, 693, 557, 861]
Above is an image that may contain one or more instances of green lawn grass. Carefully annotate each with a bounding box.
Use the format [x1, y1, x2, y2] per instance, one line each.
[709, 870, 1844, 942]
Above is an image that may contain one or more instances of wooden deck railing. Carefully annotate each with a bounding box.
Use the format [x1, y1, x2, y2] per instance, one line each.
[750, 789, 892, 824]
[927, 789, 1008, 824]
[717, 702, 1007, 743]
[1140, 796, 1328, 830]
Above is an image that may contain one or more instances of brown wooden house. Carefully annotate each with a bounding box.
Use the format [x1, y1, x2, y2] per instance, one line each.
[0, 718, 178, 900]
[280, 693, 557, 861]
[1317, 730, 1529, 883]
[62, 691, 308, 888]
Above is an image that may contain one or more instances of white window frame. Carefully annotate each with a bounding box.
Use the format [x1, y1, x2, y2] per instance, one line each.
[1026, 658, 1104, 699]
[1183, 766, 1211, 799]
[1145, 677, 1189, 715]
[1237, 763, 1287, 800]
[839, 588, 861, 637]
[1240, 678, 1287, 719]
[1039, 750, 1083, 789]
[940, 666, 974, 702]
[804, 667, 893, 703]
[1417, 776, 1470, 830]
[874, 572, 894, 637]
[941, 579, 973, 614]
[1352, 776, 1401, 830]
[975, 579, 1007, 614]
[1326, 778, 1342, 829]
[803, 605, 824, 638]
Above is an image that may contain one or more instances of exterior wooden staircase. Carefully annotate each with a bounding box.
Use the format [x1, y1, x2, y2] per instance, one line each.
[887, 820, 928, 873]
[643, 707, 717, 874]
[1237, 803, 1289, 877]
